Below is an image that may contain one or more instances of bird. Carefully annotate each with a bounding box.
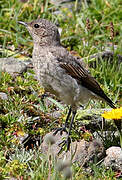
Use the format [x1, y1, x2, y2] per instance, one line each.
[18, 18, 121, 151]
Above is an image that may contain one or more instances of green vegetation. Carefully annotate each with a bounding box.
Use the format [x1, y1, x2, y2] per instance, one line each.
[0, 0, 121, 179]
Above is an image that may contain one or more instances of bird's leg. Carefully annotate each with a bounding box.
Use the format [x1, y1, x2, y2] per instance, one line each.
[58, 109, 77, 152]
[53, 107, 72, 135]
[64, 106, 72, 128]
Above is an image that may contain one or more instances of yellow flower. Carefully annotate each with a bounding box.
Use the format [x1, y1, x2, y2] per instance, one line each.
[102, 107, 122, 120]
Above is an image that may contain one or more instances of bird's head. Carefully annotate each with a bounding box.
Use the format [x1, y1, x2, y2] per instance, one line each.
[18, 19, 61, 46]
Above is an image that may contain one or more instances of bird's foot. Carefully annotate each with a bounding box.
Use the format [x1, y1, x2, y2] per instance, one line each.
[53, 126, 68, 136]
[58, 136, 71, 154]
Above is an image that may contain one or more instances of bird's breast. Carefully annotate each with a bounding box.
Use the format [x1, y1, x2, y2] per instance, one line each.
[32, 51, 93, 106]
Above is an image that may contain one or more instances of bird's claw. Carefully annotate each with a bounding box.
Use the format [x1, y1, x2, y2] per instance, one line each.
[53, 126, 68, 136]
[58, 136, 71, 154]
[53, 126, 71, 153]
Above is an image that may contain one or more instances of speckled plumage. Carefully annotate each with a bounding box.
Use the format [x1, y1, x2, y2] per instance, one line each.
[32, 45, 95, 108]
[19, 18, 121, 150]
[21, 18, 115, 110]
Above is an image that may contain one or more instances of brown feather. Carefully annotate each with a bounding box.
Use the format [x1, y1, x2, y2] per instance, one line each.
[60, 63, 115, 109]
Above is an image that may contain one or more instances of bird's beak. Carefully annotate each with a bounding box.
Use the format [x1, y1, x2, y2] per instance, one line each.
[18, 21, 28, 26]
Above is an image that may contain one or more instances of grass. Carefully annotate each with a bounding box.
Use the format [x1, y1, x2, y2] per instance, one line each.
[0, 0, 121, 179]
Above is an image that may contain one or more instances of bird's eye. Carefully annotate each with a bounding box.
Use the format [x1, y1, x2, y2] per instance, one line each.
[34, 24, 40, 28]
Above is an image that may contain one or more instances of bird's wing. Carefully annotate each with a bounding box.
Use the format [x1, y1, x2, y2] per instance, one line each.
[50, 46, 115, 108]
[60, 62, 101, 93]
[59, 62, 115, 108]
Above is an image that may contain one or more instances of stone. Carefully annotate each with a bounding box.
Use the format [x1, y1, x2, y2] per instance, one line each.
[41, 132, 105, 166]
[50, 0, 90, 14]
[104, 146, 122, 171]
[0, 58, 32, 74]
[41, 132, 67, 156]
[72, 139, 104, 166]
[0, 92, 8, 100]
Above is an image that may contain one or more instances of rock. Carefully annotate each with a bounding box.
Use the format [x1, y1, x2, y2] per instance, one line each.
[41, 132, 104, 166]
[50, 0, 80, 9]
[72, 139, 104, 166]
[0, 58, 32, 74]
[41, 132, 67, 156]
[0, 92, 8, 100]
[104, 146, 122, 171]
[50, 0, 89, 15]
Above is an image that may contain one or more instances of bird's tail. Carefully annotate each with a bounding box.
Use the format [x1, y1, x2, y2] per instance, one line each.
[103, 94, 116, 109]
